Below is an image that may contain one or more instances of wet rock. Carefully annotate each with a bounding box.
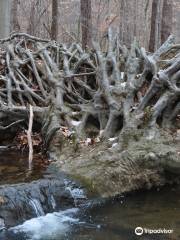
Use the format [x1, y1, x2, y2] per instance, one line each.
[0, 178, 78, 227]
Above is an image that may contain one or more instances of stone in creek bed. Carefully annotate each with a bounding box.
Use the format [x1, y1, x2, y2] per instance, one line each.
[0, 178, 81, 227]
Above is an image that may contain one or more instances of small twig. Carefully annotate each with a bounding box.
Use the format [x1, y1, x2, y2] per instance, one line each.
[27, 105, 34, 171]
[0, 119, 24, 130]
[63, 71, 96, 78]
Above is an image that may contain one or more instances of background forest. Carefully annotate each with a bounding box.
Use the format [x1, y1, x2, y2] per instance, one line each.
[0, 0, 180, 50]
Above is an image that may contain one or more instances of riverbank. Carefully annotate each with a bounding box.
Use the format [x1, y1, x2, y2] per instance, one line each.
[49, 129, 180, 198]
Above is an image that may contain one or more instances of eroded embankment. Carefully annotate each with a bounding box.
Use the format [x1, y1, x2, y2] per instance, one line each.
[49, 129, 180, 198]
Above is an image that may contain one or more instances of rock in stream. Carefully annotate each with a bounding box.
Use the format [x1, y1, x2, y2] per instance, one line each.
[0, 178, 86, 227]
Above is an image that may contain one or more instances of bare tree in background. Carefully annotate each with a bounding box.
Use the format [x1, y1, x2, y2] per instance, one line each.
[119, 0, 152, 49]
[0, 0, 11, 38]
[149, 0, 159, 52]
[27, 1, 38, 35]
[11, 0, 20, 32]
[148, 0, 172, 52]
[0, 0, 179, 46]
[161, 0, 173, 44]
[51, 0, 58, 40]
[80, 0, 92, 49]
[26, 0, 50, 38]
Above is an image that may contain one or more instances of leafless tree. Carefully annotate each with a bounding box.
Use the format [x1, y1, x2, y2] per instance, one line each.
[0, 0, 179, 48]
[149, 0, 159, 52]
[11, 0, 20, 32]
[119, 0, 152, 49]
[80, 0, 92, 49]
[25, 0, 51, 38]
[0, 0, 11, 38]
[149, 0, 173, 52]
[161, 0, 173, 44]
[51, 0, 58, 40]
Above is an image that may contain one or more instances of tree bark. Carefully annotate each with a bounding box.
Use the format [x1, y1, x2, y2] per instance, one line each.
[80, 0, 92, 49]
[27, 2, 36, 36]
[0, 0, 11, 38]
[119, 0, 152, 49]
[11, 0, 20, 32]
[161, 0, 173, 44]
[149, 0, 164, 52]
[149, 0, 158, 52]
[51, 0, 58, 41]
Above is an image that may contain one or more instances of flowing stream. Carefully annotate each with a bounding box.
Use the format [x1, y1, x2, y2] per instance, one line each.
[0, 149, 180, 240]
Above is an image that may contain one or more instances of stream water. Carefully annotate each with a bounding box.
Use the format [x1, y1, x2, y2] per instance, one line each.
[0, 148, 49, 184]
[0, 150, 180, 240]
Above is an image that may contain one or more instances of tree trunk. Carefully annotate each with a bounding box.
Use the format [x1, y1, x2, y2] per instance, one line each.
[149, 0, 158, 52]
[149, 0, 164, 52]
[0, 0, 11, 38]
[161, 0, 173, 44]
[119, 0, 152, 49]
[11, 0, 20, 32]
[119, 0, 133, 48]
[27, 2, 36, 36]
[80, 0, 92, 49]
[51, 0, 58, 40]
